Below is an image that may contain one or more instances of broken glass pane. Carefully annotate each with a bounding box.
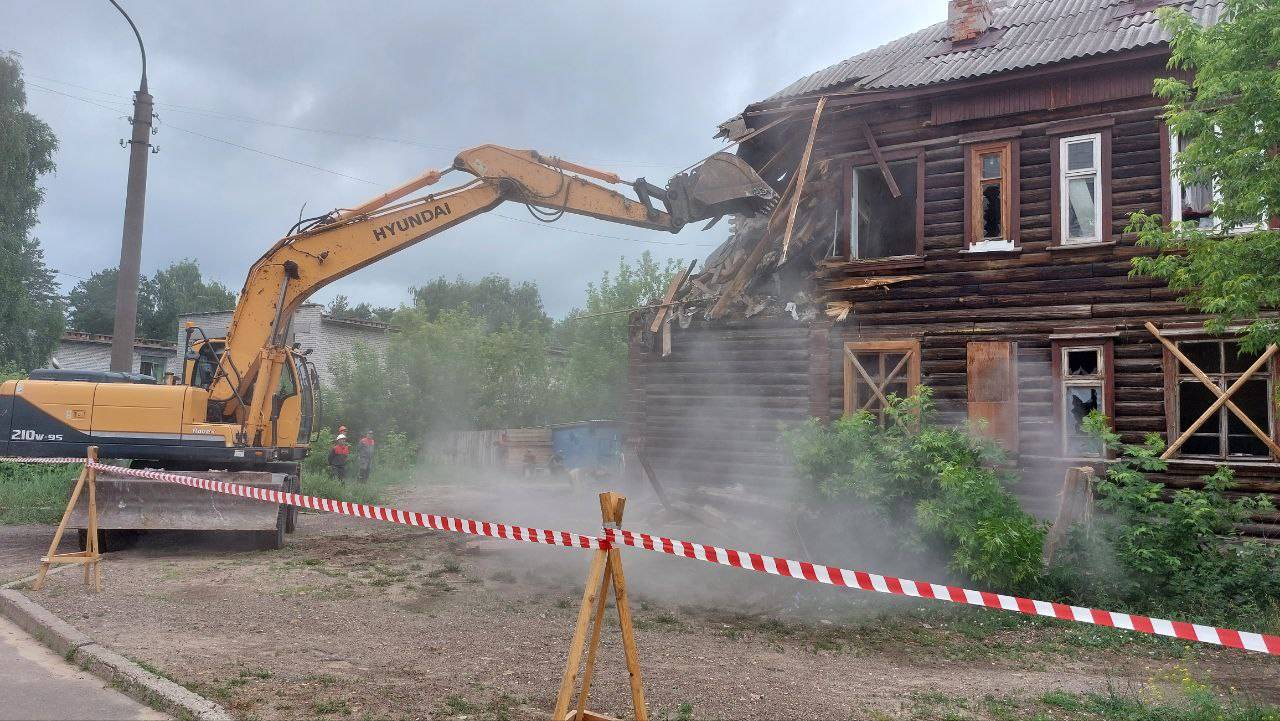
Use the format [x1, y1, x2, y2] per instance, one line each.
[982, 184, 1003, 239]
[1066, 349, 1100, 376]
[1067, 176, 1096, 239]
[1067, 139, 1095, 171]
[1064, 384, 1103, 455]
[1182, 434, 1220, 456]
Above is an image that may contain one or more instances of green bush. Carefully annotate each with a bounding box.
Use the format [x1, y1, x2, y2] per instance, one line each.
[784, 388, 1046, 591]
[1050, 414, 1280, 626]
[0, 461, 79, 525]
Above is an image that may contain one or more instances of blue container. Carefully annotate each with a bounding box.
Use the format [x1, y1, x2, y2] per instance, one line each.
[550, 420, 622, 473]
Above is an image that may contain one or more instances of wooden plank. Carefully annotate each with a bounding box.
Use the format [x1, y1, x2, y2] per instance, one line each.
[33, 457, 89, 592]
[708, 171, 799, 320]
[967, 341, 1020, 452]
[573, 556, 614, 720]
[649, 260, 697, 334]
[779, 96, 827, 262]
[553, 546, 610, 718]
[858, 119, 903, 199]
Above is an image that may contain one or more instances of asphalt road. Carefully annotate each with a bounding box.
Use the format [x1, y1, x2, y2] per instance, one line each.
[0, 614, 168, 721]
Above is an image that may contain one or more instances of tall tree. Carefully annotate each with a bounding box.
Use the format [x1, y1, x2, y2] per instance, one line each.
[557, 252, 682, 420]
[0, 53, 62, 370]
[410, 274, 551, 333]
[66, 267, 118, 335]
[139, 259, 236, 340]
[67, 260, 236, 340]
[1129, 0, 1280, 352]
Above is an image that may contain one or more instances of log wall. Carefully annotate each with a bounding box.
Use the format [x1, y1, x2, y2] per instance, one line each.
[627, 54, 1280, 535]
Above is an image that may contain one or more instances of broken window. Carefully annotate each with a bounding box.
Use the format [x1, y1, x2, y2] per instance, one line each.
[1059, 133, 1103, 244]
[1175, 340, 1274, 458]
[843, 340, 920, 425]
[1057, 345, 1108, 457]
[848, 159, 918, 260]
[967, 142, 1013, 246]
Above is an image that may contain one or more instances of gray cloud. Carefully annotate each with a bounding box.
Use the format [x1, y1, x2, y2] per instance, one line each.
[7, 0, 937, 316]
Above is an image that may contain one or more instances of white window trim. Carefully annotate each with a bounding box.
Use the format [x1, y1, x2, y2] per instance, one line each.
[1058, 133, 1103, 245]
[1060, 345, 1107, 458]
[1169, 132, 1264, 235]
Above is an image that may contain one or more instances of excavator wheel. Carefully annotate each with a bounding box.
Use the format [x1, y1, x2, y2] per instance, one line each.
[284, 474, 300, 534]
[256, 505, 287, 550]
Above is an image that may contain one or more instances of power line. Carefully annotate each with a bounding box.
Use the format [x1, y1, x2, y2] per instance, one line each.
[27, 73, 686, 168]
[28, 82, 716, 248]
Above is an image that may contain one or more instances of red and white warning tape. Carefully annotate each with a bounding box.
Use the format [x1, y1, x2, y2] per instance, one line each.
[4, 455, 1275, 655]
[82, 462, 606, 550]
[603, 527, 1280, 656]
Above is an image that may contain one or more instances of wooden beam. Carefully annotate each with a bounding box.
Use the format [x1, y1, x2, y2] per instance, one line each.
[648, 260, 697, 333]
[858, 120, 902, 199]
[1145, 322, 1280, 459]
[779, 96, 827, 262]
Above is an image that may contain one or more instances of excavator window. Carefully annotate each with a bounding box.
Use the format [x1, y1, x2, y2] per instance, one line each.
[190, 344, 220, 388]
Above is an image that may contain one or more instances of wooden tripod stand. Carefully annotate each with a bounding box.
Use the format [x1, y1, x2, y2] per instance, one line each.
[33, 446, 101, 592]
[553, 492, 647, 721]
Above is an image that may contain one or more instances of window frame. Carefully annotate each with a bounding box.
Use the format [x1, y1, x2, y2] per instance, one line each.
[1162, 337, 1278, 460]
[842, 339, 921, 423]
[1057, 132, 1105, 245]
[963, 140, 1020, 250]
[1050, 124, 1112, 247]
[836, 148, 926, 264]
[1051, 339, 1114, 458]
[1165, 127, 1270, 235]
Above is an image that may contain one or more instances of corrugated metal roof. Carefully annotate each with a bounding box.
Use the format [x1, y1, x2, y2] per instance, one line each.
[759, 0, 1221, 104]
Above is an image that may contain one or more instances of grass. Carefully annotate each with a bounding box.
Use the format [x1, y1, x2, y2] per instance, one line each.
[312, 699, 352, 716]
[0, 462, 80, 524]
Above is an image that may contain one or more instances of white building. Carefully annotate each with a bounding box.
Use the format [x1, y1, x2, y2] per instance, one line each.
[50, 332, 178, 381]
[177, 303, 393, 382]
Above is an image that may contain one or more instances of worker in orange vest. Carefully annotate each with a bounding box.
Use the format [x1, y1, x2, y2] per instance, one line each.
[328, 433, 351, 481]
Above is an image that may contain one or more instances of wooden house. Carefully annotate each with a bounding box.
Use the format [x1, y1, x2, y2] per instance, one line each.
[627, 0, 1280, 534]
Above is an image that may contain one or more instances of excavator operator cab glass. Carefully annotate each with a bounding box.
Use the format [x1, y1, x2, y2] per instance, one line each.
[188, 343, 222, 388]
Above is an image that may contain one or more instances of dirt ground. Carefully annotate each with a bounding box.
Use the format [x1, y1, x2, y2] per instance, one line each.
[4, 473, 1278, 721]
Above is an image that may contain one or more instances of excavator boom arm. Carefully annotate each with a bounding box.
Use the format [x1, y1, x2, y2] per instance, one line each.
[205, 144, 775, 445]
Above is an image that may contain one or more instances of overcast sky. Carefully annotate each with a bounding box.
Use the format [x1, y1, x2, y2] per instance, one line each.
[7, 1, 938, 318]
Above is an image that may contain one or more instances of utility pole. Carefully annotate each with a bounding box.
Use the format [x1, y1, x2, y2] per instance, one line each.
[108, 0, 155, 372]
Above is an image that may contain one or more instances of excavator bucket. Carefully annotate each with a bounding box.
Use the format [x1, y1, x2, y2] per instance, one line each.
[70, 470, 293, 550]
[664, 152, 778, 227]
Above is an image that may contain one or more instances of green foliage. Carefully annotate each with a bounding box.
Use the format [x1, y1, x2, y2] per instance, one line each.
[1042, 678, 1280, 721]
[1052, 413, 1280, 624]
[783, 388, 1046, 591]
[67, 259, 235, 340]
[410, 274, 550, 333]
[1128, 1, 1280, 353]
[0, 461, 78, 525]
[325, 294, 394, 323]
[556, 252, 682, 420]
[0, 53, 63, 371]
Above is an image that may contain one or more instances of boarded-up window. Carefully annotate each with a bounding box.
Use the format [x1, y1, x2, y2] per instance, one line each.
[967, 341, 1019, 452]
[843, 340, 921, 425]
[1173, 340, 1274, 458]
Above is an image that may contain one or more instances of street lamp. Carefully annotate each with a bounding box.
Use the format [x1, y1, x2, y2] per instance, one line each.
[107, 0, 156, 373]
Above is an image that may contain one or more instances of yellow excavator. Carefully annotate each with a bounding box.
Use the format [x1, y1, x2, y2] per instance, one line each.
[0, 145, 775, 547]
